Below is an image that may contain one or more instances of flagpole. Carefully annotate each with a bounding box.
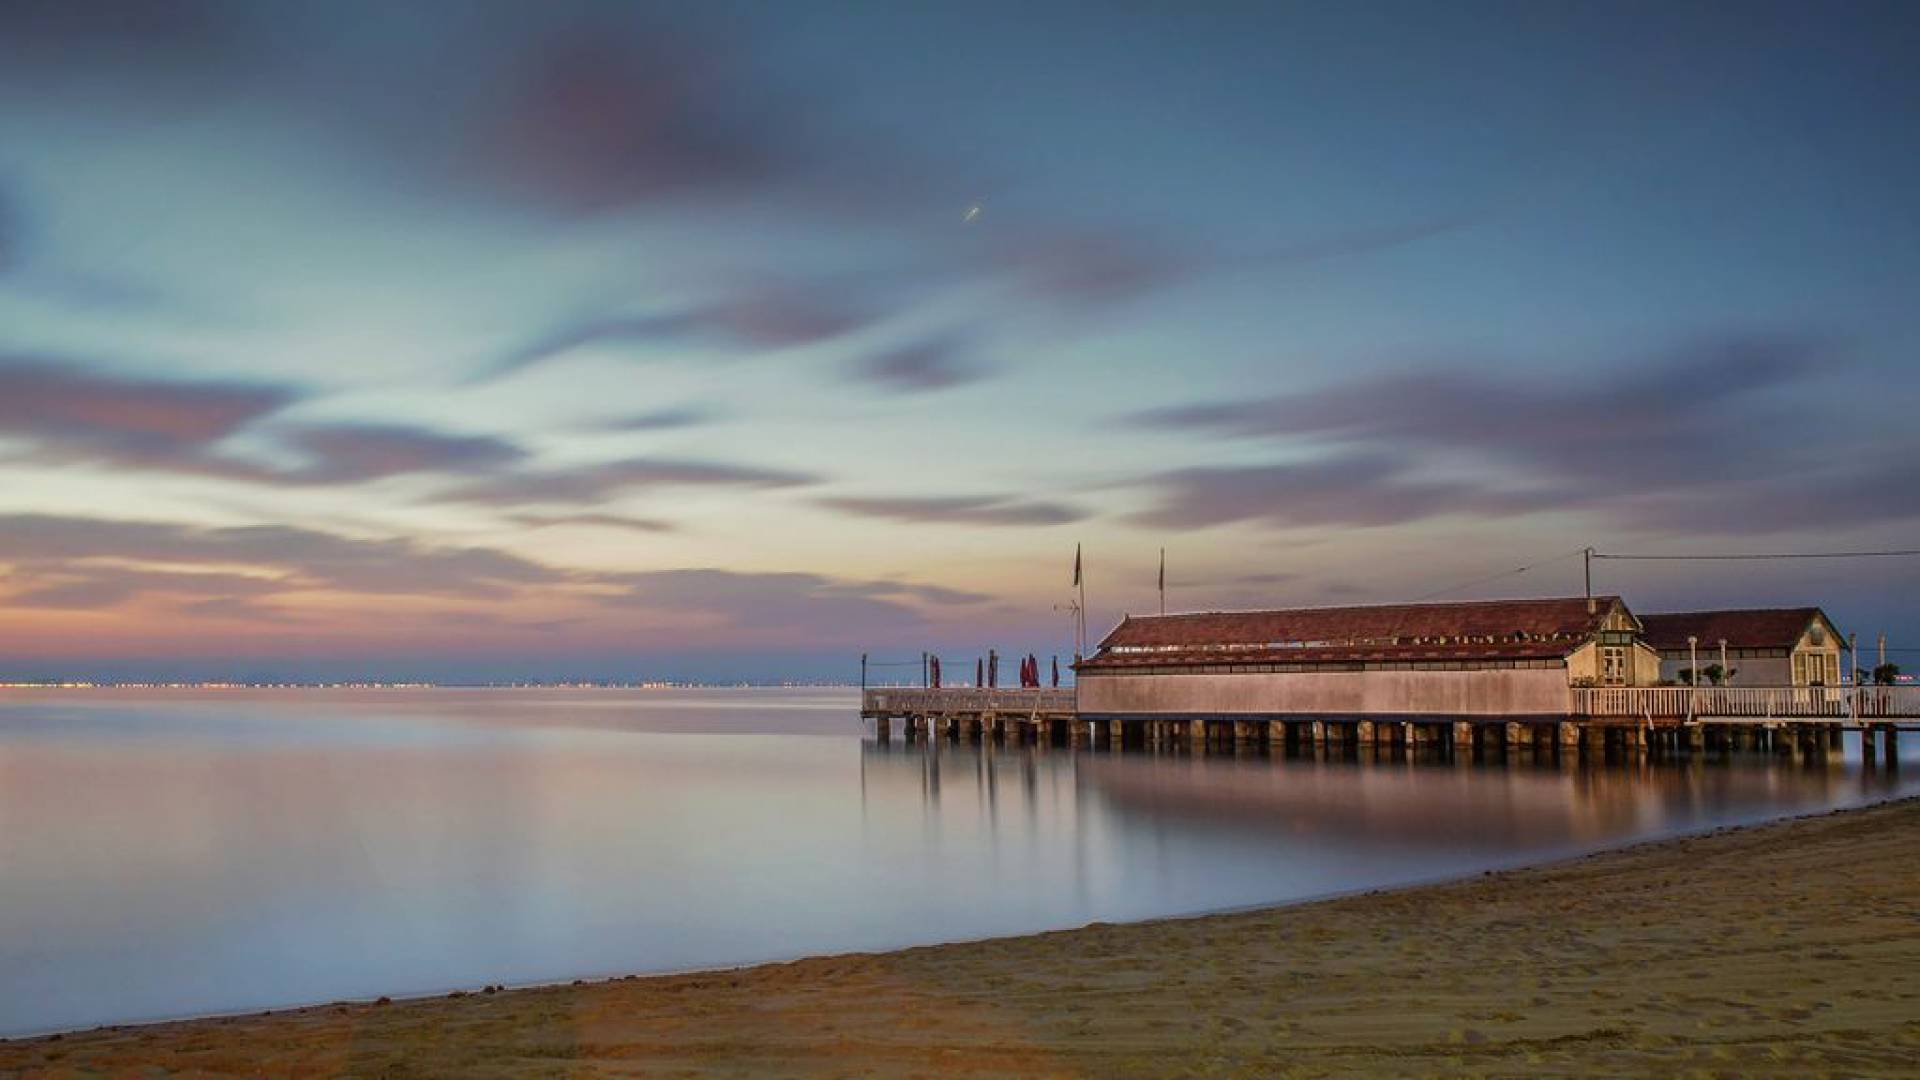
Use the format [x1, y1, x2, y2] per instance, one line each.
[1158, 547, 1165, 616]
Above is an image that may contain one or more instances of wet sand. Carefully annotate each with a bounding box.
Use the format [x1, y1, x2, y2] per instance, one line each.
[6, 797, 1919, 1078]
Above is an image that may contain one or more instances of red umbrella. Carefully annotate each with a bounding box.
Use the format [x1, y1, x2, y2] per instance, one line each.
[931, 656, 941, 688]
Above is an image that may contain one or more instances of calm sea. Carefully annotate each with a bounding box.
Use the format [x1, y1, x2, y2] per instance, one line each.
[1, 686, 1912, 1035]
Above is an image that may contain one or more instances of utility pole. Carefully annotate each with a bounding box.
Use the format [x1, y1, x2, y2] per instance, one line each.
[1688, 635, 1699, 688]
[1880, 633, 1888, 673]
[860, 653, 868, 693]
[1718, 638, 1729, 685]
[1584, 547, 1595, 615]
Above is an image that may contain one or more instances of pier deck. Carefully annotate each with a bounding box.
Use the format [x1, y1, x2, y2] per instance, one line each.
[862, 685, 1920, 759]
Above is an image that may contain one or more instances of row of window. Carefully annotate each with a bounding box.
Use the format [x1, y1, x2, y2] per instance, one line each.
[1086, 659, 1566, 676]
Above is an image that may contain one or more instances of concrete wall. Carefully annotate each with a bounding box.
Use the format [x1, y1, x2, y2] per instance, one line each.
[1078, 665, 1574, 717]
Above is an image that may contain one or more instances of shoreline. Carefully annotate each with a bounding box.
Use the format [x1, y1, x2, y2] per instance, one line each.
[7, 797, 1919, 1076]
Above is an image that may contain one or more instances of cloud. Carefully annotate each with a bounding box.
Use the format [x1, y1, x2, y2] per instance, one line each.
[1130, 454, 1561, 530]
[598, 406, 720, 432]
[1127, 335, 1908, 534]
[436, 456, 817, 507]
[1137, 335, 1820, 492]
[818, 495, 1087, 527]
[0, 357, 299, 476]
[600, 568, 988, 637]
[486, 282, 873, 379]
[4, 566, 286, 611]
[509, 512, 677, 535]
[276, 423, 528, 483]
[848, 334, 986, 394]
[0, 513, 568, 600]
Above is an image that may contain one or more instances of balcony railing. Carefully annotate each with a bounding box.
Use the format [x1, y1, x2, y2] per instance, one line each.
[1573, 685, 1920, 720]
[861, 687, 1077, 715]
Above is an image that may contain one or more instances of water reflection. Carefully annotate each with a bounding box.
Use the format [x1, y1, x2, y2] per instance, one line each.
[2, 689, 1913, 1035]
[862, 734, 1908, 860]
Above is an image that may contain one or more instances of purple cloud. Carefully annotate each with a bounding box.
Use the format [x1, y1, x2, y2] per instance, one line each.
[0, 513, 569, 601]
[509, 512, 677, 535]
[818, 495, 1087, 527]
[0, 357, 298, 476]
[599, 406, 719, 432]
[487, 282, 873, 379]
[848, 334, 986, 394]
[278, 423, 528, 483]
[1130, 454, 1562, 530]
[437, 456, 816, 507]
[1126, 335, 1909, 534]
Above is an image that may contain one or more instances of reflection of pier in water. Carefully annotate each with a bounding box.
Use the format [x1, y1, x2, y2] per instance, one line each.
[860, 738, 1909, 853]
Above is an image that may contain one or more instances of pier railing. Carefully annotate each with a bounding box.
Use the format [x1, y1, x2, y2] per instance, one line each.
[1574, 685, 1920, 720]
[862, 687, 1077, 716]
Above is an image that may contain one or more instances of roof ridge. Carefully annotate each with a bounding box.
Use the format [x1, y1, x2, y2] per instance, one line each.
[1129, 595, 1617, 619]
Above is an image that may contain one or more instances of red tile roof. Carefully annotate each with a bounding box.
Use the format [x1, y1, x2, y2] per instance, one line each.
[1079, 597, 1624, 671]
[1638, 608, 1834, 651]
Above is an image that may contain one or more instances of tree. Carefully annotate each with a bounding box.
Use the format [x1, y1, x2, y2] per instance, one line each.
[1874, 663, 1902, 686]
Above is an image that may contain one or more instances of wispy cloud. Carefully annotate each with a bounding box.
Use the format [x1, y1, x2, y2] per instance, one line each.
[436, 456, 817, 507]
[0, 357, 299, 477]
[1127, 335, 1905, 534]
[847, 333, 986, 394]
[509, 512, 677, 535]
[0, 513, 569, 602]
[1130, 454, 1560, 530]
[276, 423, 528, 483]
[598, 406, 720, 432]
[819, 494, 1087, 527]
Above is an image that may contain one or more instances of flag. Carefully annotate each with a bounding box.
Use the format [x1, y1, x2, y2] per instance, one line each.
[1072, 543, 1082, 588]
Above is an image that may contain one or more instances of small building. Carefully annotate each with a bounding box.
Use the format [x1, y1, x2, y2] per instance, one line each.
[1076, 596, 1661, 720]
[1637, 608, 1845, 686]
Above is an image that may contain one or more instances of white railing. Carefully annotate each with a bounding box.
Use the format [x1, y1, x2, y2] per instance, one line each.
[862, 687, 1077, 715]
[1573, 685, 1920, 720]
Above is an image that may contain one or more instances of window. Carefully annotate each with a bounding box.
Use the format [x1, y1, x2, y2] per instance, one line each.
[1601, 647, 1626, 685]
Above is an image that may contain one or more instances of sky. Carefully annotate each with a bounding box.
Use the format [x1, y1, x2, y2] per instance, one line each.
[1, 0, 1917, 682]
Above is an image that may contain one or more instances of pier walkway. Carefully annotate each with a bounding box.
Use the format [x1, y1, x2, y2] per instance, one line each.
[862, 685, 1920, 761]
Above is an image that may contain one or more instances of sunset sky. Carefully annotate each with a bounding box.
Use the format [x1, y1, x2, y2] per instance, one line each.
[2, 1, 1917, 681]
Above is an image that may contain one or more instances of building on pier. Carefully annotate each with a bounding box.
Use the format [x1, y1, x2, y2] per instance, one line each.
[1637, 608, 1844, 686]
[1074, 596, 1662, 719]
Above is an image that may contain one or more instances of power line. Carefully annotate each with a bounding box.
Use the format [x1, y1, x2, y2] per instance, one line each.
[1406, 547, 1590, 605]
[1593, 549, 1920, 561]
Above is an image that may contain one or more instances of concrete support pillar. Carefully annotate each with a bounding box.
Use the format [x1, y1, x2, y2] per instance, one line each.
[1355, 719, 1375, 746]
[1559, 721, 1581, 751]
[875, 717, 891, 742]
[1504, 721, 1526, 748]
[1310, 720, 1326, 746]
[1401, 721, 1416, 750]
[1687, 724, 1705, 754]
[1452, 720, 1475, 755]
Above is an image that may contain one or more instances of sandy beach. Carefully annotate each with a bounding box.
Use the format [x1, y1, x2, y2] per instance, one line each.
[6, 796, 1918, 1078]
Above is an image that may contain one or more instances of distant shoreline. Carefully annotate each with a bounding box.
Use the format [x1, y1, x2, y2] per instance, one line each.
[7, 795, 1917, 1076]
[0, 681, 865, 690]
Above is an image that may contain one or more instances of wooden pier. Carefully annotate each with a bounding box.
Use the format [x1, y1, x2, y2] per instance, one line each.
[862, 685, 1920, 762]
